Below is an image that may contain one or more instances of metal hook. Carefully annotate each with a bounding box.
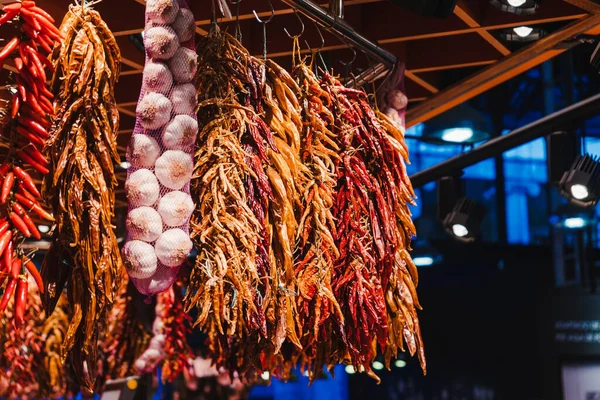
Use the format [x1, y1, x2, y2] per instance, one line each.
[339, 47, 357, 68]
[304, 21, 327, 75]
[230, 0, 242, 41]
[253, 0, 275, 61]
[211, 0, 219, 33]
[340, 47, 357, 83]
[284, 9, 304, 39]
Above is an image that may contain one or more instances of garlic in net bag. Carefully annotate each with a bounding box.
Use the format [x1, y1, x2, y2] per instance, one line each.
[123, 0, 197, 296]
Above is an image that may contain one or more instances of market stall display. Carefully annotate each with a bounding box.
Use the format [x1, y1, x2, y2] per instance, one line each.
[42, 4, 123, 392]
[0, 0, 428, 396]
[123, 0, 197, 295]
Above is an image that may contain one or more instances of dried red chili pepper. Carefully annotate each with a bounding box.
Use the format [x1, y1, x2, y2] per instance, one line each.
[14, 277, 27, 328]
[0, 277, 16, 311]
[0, 172, 15, 204]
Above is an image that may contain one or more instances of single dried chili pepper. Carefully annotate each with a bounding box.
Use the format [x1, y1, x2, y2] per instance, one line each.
[14, 277, 27, 328]
[23, 257, 43, 293]
[4, 239, 12, 277]
[10, 212, 31, 238]
[11, 257, 21, 280]
[11, 93, 20, 119]
[0, 36, 19, 60]
[13, 166, 40, 197]
[0, 172, 14, 204]
[0, 277, 16, 311]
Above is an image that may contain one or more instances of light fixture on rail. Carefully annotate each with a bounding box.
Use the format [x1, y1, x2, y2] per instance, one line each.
[490, 0, 539, 15]
[499, 26, 545, 42]
[437, 176, 485, 242]
[423, 104, 491, 145]
[559, 155, 600, 207]
[443, 198, 486, 243]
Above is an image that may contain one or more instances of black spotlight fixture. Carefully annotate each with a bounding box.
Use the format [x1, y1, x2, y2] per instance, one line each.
[499, 26, 546, 42]
[443, 198, 486, 243]
[490, 0, 539, 15]
[559, 155, 600, 208]
[437, 176, 486, 243]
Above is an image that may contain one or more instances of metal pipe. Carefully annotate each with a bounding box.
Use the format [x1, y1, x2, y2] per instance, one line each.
[280, 0, 397, 67]
[409, 92, 600, 188]
[331, 0, 343, 19]
[346, 62, 388, 88]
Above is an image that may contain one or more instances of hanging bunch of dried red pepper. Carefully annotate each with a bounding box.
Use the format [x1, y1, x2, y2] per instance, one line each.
[188, 32, 424, 381]
[0, 276, 72, 399]
[291, 61, 344, 378]
[322, 71, 425, 378]
[0, 0, 58, 331]
[159, 274, 194, 383]
[101, 271, 152, 383]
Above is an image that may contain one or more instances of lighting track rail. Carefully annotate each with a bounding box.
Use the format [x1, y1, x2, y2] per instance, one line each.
[409, 92, 600, 188]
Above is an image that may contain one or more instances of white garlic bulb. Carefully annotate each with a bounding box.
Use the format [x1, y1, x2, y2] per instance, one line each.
[168, 47, 197, 83]
[143, 62, 173, 95]
[172, 8, 195, 43]
[162, 115, 198, 151]
[157, 191, 194, 227]
[154, 229, 193, 267]
[137, 92, 173, 130]
[146, 0, 180, 24]
[152, 318, 164, 335]
[154, 150, 193, 190]
[170, 83, 197, 115]
[126, 169, 160, 207]
[145, 26, 180, 60]
[122, 240, 158, 279]
[126, 207, 163, 242]
[136, 264, 177, 294]
[387, 90, 408, 111]
[127, 134, 161, 168]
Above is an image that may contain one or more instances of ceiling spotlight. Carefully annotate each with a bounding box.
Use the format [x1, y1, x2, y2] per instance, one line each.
[490, 0, 540, 15]
[394, 360, 407, 368]
[423, 104, 491, 145]
[500, 26, 545, 42]
[441, 128, 474, 143]
[513, 26, 533, 38]
[344, 365, 356, 375]
[559, 155, 600, 207]
[120, 161, 131, 170]
[260, 371, 270, 380]
[38, 225, 50, 234]
[443, 198, 486, 243]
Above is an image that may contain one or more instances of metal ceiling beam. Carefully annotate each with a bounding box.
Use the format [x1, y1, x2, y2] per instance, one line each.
[279, 0, 397, 67]
[405, 12, 600, 127]
[409, 92, 600, 188]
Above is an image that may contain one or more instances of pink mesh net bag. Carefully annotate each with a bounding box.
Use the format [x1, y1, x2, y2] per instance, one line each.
[377, 62, 408, 133]
[123, 0, 198, 296]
